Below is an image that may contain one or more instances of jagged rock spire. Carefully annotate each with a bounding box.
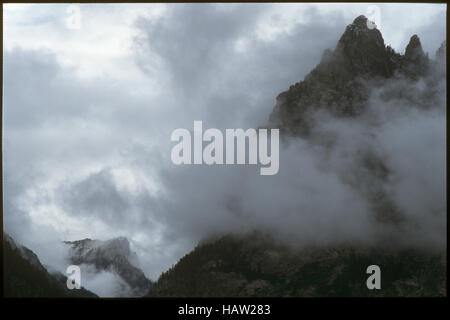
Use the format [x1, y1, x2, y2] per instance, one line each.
[435, 40, 446, 64]
[402, 34, 429, 78]
[270, 15, 440, 135]
[335, 15, 392, 77]
[337, 15, 385, 48]
[404, 34, 426, 61]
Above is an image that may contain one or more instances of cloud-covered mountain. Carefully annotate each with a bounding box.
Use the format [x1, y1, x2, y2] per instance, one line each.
[3, 234, 97, 297]
[268, 15, 445, 238]
[146, 15, 446, 297]
[270, 15, 444, 133]
[64, 237, 152, 297]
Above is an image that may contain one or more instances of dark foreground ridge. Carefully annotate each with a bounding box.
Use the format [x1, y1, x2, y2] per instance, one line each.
[147, 232, 445, 297]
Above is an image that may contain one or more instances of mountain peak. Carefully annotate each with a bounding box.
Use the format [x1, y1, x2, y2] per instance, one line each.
[270, 15, 440, 135]
[404, 34, 425, 60]
[333, 15, 392, 78]
[435, 40, 446, 65]
[402, 34, 429, 77]
[64, 236, 152, 296]
[338, 14, 383, 44]
[353, 14, 369, 26]
[407, 34, 421, 47]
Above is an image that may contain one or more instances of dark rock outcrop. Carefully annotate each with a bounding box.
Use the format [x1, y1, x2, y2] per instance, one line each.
[269, 15, 438, 136]
[402, 35, 429, 78]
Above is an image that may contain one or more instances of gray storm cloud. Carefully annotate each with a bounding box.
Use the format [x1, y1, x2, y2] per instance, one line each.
[3, 4, 446, 288]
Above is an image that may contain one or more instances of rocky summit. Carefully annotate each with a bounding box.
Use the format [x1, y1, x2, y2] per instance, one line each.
[269, 15, 444, 136]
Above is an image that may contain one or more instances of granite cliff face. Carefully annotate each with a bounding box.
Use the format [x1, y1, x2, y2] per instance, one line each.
[64, 237, 152, 296]
[147, 16, 446, 297]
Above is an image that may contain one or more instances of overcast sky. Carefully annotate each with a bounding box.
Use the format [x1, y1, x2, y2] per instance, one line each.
[3, 3, 446, 286]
